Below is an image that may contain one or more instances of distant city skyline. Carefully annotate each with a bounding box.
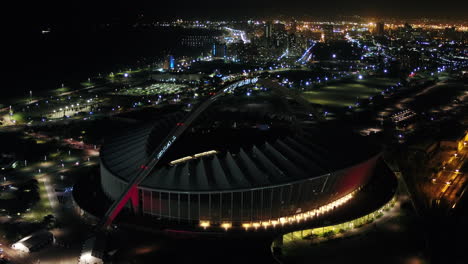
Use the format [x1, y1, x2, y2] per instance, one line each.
[14, 0, 468, 28]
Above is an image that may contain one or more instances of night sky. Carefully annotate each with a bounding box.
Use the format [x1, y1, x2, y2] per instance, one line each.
[14, 0, 468, 28]
[5, 0, 465, 98]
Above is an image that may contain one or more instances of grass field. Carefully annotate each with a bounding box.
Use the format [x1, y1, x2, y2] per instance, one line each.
[8, 113, 26, 124]
[51, 86, 71, 95]
[302, 77, 398, 108]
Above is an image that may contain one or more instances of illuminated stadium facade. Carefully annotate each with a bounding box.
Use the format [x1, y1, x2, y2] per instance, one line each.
[98, 80, 382, 231]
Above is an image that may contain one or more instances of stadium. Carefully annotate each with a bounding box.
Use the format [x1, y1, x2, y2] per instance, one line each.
[97, 82, 384, 231]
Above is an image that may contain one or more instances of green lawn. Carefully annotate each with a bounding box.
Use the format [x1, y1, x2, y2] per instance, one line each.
[302, 83, 378, 108]
[301, 78, 398, 108]
[51, 86, 71, 95]
[0, 191, 15, 199]
[11, 113, 26, 123]
[80, 81, 93, 87]
[359, 77, 399, 87]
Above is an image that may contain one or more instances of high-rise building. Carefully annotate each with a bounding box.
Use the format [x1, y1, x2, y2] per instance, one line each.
[265, 21, 273, 39]
[322, 25, 334, 41]
[375, 22, 385, 36]
[287, 33, 296, 50]
[290, 20, 297, 34]
[444, 27, 458, 40]
[272, 23, 288, 48]
[163, 55, 175, 70]
[212, 43, 227, 58]
[179, 34, 217, 47]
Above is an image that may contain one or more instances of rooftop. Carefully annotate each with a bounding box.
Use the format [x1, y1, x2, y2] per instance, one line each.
[101, 97, 380, 192]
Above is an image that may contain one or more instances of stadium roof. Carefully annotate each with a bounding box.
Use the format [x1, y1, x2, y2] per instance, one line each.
[101, 99, 379, 192]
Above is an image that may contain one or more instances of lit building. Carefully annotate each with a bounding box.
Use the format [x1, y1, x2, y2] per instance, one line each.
[12, 230, 54, 253]
[212, 43, 227, 58]
[290, 20, 297, 34]
[375, 22, 385, 36]
[322, 25, 334, 41]
[265, 21, 273, 39]
[180, 35, 217, 47]
[163, 55, 175, 70]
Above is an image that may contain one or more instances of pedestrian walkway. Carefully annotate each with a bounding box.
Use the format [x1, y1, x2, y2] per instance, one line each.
[39, 177, 59, 212]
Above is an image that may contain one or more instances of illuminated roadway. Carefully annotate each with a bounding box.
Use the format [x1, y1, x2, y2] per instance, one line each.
[434, 146, 467, 210]
[224, 27, 250, 44]
[99, 78, 324, 228]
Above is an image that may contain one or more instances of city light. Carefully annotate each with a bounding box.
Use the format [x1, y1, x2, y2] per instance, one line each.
[2, 12, 467, 264]
[199, 221, 210, 229]
[221, 222, 232, 230]
[197, 191, 356, 230]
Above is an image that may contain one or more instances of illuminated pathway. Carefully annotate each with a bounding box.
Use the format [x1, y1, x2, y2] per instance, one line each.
[39, 176, 60, 212]
[224, 27, 250, 44]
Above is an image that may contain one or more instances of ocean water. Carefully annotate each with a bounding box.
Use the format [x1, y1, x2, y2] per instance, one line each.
[7, 26, 218, 100]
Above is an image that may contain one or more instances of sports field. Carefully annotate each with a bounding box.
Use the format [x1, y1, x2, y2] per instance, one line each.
[302, 77, 398, 108]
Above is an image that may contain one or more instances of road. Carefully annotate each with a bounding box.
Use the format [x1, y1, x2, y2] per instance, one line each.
[0, 142, 98, 263]
[427, 142, 468, 210]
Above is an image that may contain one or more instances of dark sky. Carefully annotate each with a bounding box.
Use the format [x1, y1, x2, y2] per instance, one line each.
[15, 0, 468, 27]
